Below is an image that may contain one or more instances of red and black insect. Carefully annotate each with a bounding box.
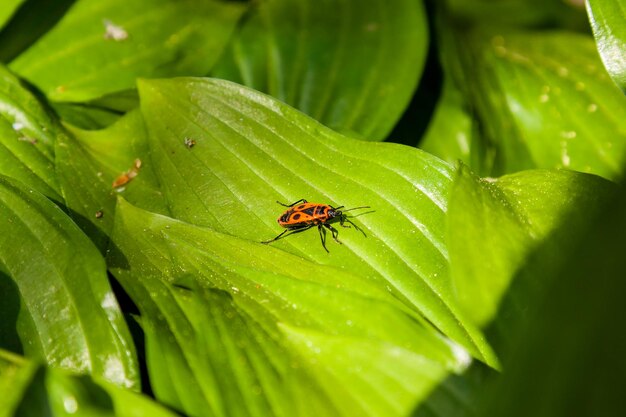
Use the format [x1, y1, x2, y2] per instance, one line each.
[262, 199, 369, 252]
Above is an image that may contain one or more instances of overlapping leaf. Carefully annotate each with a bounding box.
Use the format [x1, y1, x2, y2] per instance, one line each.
[448, 165, 616, 327]
[212, 0, 428, 140]
[109, 199, 461, 417]
[587, 0, 626, 92]
[0, 176, 138, 389]
[10, 0, 247, 102]
[136, 77, 498, 367]
[0, 64, 62, 201]
[455, 30, 626, 180]
[56, 109, 166, 250]
[0, 350, 177, 417]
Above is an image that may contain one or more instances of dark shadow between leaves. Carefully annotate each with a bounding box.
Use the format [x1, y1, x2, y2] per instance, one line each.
[0, 269, 24, 355]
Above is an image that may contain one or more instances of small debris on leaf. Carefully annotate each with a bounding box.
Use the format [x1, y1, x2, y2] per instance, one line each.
[112, 158, 142, 189]
[184, 137, 196, 148]
[103, 19, 128, 41]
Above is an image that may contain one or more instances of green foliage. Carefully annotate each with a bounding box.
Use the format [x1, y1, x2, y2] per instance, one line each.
[0, 0, 625, 416]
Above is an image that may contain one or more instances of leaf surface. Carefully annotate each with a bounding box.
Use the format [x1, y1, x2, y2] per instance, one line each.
[136, 77, 498, 367]
[0, 176, 138, 388]
[10, 0, 246, 102]
[212, 0, 428, 140]
[109, 199, 461, 417]
[457, 30, 626, 180]
[0, 64, 62, 201]
[587, 0, 626, 92]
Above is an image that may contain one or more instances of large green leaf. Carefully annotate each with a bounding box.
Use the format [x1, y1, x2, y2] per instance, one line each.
[211, 0, 428, 141]
[0, 350, 178, 417]
[0, 175, 138, 388]
[0, 64, 62, 201]
[448, 165, 616, 327]
[136, 77, 498, 367]
[56, 109, 167, 251]
[109, 199, 461, 417]
[455, 30, 626, 180]
[477, 176, 626, 417]
[10, 0, 246, 102]
[587, 0, 626, 92]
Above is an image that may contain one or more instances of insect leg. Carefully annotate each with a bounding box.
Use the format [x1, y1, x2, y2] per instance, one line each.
[324, 223, 342, 244]
[317, 224, 329, 253]
[277, 199, 308, 207]
[262, 225, 312, 244]
[342, 217, 367, 237]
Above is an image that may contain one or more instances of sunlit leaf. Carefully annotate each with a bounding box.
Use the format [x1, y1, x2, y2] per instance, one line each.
[0, 0, 23, 30]
[587, 0, 626, 92]
[56, 109, 167, 251]
[10, 0, 247, 102]
[0, 351, 177, 417]
[136, 77, 498, 367]
[109, 199, 461, 417]
[212, 0, 428, 140]
[0, 176, 139, 388]
[448, 165, 616, 327]
[0, 64, 62, 201]
[456, 30, 626, 180]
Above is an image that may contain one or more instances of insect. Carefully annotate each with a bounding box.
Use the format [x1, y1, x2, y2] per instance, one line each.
[262, 199, 369, 252]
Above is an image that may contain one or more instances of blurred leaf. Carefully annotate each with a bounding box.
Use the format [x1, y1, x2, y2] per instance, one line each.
[0, 350, 178, 417]
[109, 199, 460, 417]
[137, 77, 499, 366]
[0, 64, 63, 201]
[419, 78, 472, 165]
[212, 0, 428, 141]
[0, 0, 24, 30]
[448, 165, 616, 327]
[457, 30, 626, 180]
[587, 0, 626, 92]
[0, 0, 75, 63]
[56, 110, 167, 251]
[443, 0, 586, 28]
[10, 0, 247, 102]
[52, 102, 123, 130]
[477, 181, 626, 417]
[0, 175, 138, 389]
[412, 361, 495, 417]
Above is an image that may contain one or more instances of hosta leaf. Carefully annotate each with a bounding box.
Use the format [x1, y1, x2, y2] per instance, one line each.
[0, 351, 178, 417]
[136, 77, 498, 367]
[109, 199, 461, 417]
[0, 64, 62, 201]
[457, 30, 626, 180]
[419, 78, 472, 166]
[212, 0, 428, 140]
[587, 0, 626, 92]
[477, 178, 626, 417]
[10, 0, 247, 102]
[448, 165, 616, 327]
[56, 109, 167, 251]
[0, 176, 138, 388]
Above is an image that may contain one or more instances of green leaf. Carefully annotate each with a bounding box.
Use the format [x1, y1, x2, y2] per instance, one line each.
[0, 0, 23, 29]
[56, 109, 167, 251]
[109, 199, 461, 417]
[211, 0, 428, 141]
[0, 351, 178, 417]
[419, 78, 472, 165]
[136, 77, 498, 367]
[0, 64, 62, 201]
[10, 0, 247, 102]
[587, 0, 626, 92]
[0, 175, 138, 389]
[458, 30, 626, 180]
[448, 165, 616, 327]
[477, 178, 626, 417]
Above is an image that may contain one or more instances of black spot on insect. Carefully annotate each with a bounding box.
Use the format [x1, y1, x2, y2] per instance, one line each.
[303, 207, 316, 216]
[316, 205, 327, 215]
[297, 205, 306, 210]
[292, 213, 301, 220]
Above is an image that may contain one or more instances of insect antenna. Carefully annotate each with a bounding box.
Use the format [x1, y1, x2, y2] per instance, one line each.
[341, 206, 370, 212]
